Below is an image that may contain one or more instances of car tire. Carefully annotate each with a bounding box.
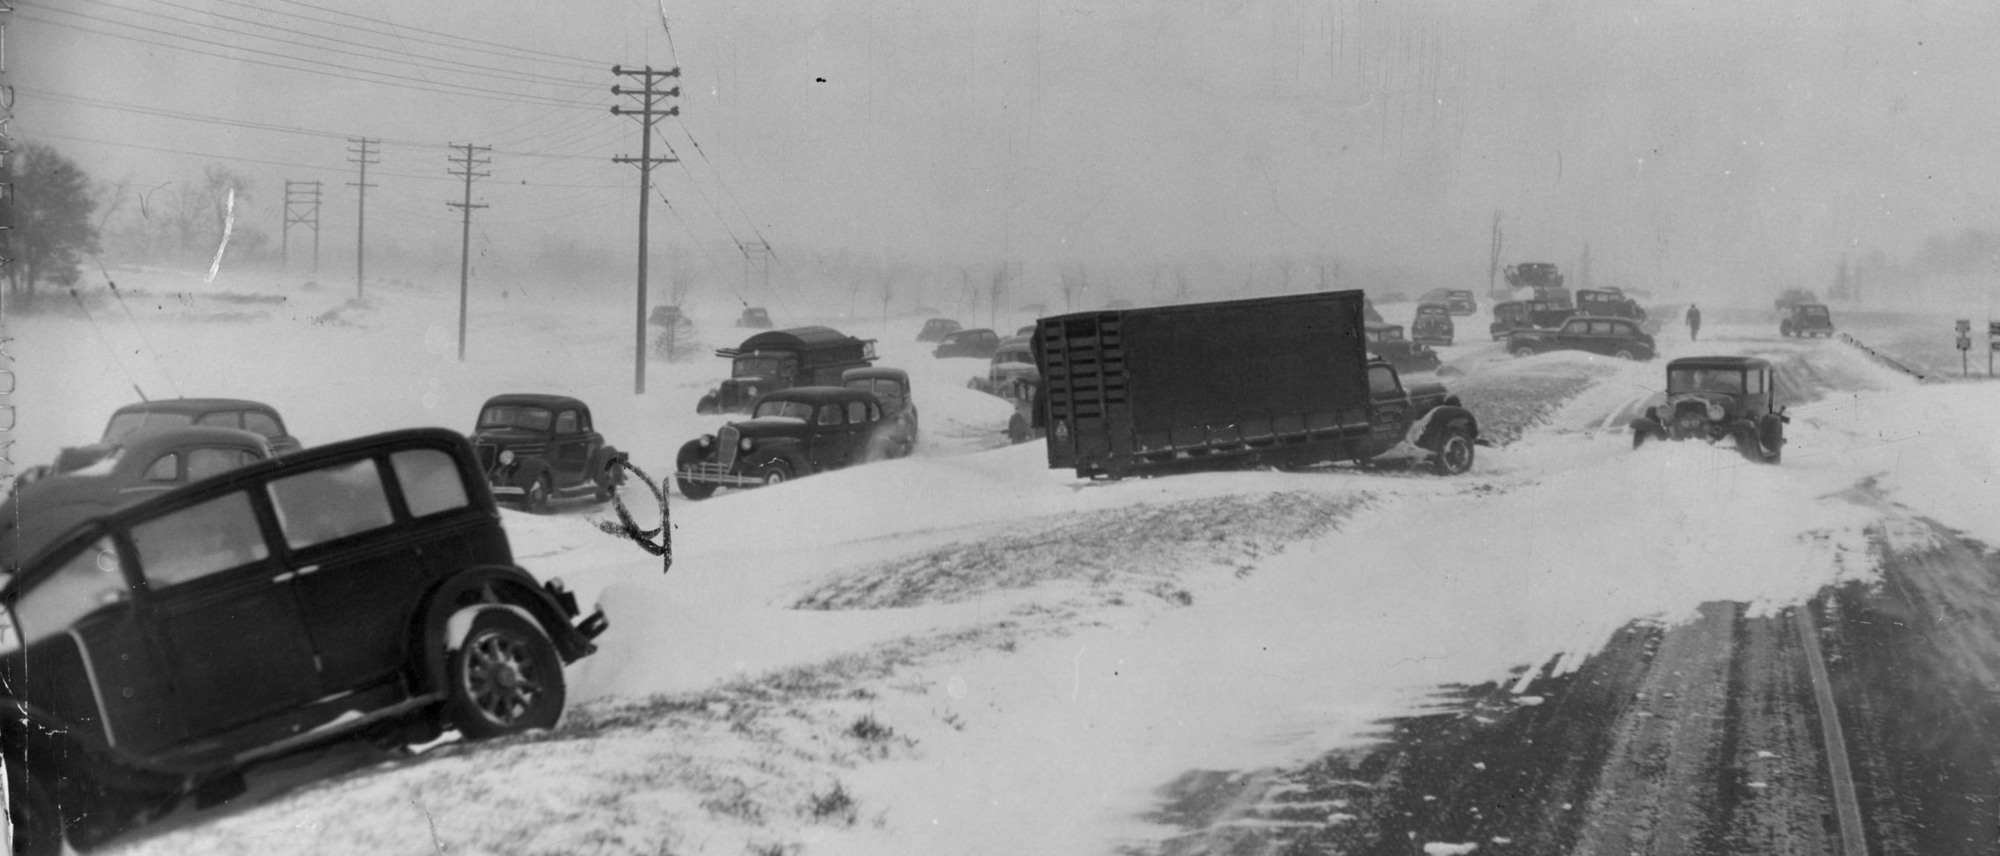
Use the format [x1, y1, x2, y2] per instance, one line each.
[445, 610, 566, 739]
[524, 473, 553, 514]
[1614, 348, 1637, 360]
[676, 476, 716, 500]
[593, 457, 623, 503]
[1512, 345, 1537, 358]
[1427, 424, 1476, 475]
[750, 459, 795, 486]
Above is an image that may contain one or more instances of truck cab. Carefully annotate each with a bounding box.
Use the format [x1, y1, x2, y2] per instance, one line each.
[697, 326, 878, 414]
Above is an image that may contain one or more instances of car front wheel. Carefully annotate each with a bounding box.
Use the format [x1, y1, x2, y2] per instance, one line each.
[1511, 345, 1537, 358]
[524, 473, 553, 514]
[750, 459, 795, 486]
[446, 610, 566, 739]
[1614, 348, 1637, 360]
[1427, 424, 1476, 475]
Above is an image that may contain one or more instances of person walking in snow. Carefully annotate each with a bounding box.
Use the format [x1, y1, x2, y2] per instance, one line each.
[1685, 303, 1702, 341]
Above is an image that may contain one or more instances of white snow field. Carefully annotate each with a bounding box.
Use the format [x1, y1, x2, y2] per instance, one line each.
[15, 268, 1999, 856]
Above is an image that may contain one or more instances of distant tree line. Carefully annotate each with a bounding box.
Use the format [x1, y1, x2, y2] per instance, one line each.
[4, 142, 102, 304]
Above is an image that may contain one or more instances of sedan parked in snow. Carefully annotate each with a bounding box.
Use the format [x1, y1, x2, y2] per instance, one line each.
[1507, 316, 1655, 361]
[676, 387, 900, 499]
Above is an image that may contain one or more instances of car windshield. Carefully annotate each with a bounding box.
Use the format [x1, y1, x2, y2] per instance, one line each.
[1668, 368, 1746, 395]
[1802, 306, 1829, 318]
[478, 405, 554, 431]
[994, 349, 1032, 365]
[102, 411, 195, 444]
[752, 399, 815, 420]
[733, 355, 787, 378]
[1372, 328, 1403, 341]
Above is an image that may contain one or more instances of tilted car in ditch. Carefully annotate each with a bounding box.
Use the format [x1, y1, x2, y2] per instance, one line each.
[843, 367, 920, 457]
[1508, 316, 1656, 360]
[1629, 355, 1788, 463]
[1, 428, 606, 855]
[470, 394, 626, 512]
[1364, 321, 1442, 373]
[676, 386, 900, 499]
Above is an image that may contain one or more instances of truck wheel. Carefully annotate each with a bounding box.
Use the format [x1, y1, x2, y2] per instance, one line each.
[1512, 345, 1537, 358]
[446, 610, 565, 739]
[1427, 424, 1476, 475]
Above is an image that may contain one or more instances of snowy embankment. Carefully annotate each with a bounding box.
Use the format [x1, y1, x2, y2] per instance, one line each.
[23, 274, 1996, 856]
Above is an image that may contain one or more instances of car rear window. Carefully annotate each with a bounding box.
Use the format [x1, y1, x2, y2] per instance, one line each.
[131, 492, 271, 588]
[14, 538, 125, 646]
[243, 411, 283, 438]
[103, 411, 194, 444]
[266, 459, 395, 550]
[392, 449, 470, 518]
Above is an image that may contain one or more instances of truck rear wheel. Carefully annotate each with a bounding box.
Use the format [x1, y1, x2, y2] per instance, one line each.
[1428, 424, 1476, 475]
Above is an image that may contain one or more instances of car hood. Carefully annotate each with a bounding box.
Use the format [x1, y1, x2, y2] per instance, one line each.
[471, 428, 549, 447]
[726, 416, 809, 438]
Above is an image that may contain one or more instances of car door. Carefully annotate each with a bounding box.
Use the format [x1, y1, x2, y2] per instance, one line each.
[1366, 365, 1410, 451]
[1557, 319, 1590, 351]
[550, 409, 590, 488]
[265, 456, 430, 695]
[8, 533, 181, 755]
[129, 489, 323, 738]
[808, 404, 853, 470]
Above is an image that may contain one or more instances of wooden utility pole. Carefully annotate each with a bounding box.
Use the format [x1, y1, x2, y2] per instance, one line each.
[1487, 211, 1503, 294]
[446, 143, 490, 363]
[346, 137, 378, 299]
[611, 65, 680, 395]
[282, 179, 322, 274]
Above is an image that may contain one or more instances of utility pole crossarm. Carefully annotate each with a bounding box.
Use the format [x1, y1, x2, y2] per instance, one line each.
[611, 64, 681, 396]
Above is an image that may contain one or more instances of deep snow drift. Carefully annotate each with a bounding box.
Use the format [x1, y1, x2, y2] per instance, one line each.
[13, 268, 1997, 856]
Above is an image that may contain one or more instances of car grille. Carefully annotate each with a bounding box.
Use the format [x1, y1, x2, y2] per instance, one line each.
[476, 443, 497, 470]
[717, 425, 741, 471]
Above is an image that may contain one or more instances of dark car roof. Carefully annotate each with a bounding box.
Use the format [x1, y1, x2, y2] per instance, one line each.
[922, 318, 959, 326]
[736, 325, 857, 350]
[1666, 355, 1772, 371]
[1492, 300, 1524, 309]
[1364, 321, 1402, 332]
[843, 366, 910, 383]
[1795, 303, 1830, 310]
[480, 393, 588, 411]
[946, 327, 996, 338]
[749, 385, 880, 406]
[112, 398, 279, 417]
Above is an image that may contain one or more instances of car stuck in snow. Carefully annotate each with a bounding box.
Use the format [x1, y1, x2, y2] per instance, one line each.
[676, 386, 905, 499]
[1629, 355, 1788, 463]
[470, 394, 627, 512]
[0, 428, 607, 855]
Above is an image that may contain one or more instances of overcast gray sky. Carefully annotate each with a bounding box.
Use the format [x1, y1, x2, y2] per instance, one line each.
[16, 0, 2000, 300]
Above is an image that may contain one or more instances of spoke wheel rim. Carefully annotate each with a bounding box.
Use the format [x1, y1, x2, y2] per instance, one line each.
[464, 630, 543, 725]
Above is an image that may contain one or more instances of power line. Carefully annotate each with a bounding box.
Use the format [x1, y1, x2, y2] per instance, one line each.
[20, 10, 594, 112]
[263, 0, 606, 70]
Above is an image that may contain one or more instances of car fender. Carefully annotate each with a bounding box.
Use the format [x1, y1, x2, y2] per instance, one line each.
[587, 445, 626, 486]
[444, 603, 545, 652]
[412, 565, 597, 694]
[1413, 405, 1479, 451]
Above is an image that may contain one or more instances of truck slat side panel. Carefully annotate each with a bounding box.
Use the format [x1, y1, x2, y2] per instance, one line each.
[1037, 291, 1370, 474]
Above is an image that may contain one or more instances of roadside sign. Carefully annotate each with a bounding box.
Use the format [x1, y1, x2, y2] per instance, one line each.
[1990, 340, 2000, 351]
[1958, 336, 1972, 351]
[1958, 319, 1972, 333]
[1989, 321, 2000, 336]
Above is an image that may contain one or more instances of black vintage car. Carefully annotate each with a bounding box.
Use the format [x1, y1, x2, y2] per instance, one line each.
[1, 428, 606, 855]
[933, 327, 1001, 359]
[1489, 301, 1530, 340]
[698, 326, 878, 414]
[1363, 321, 1442, 373]
[1411, 303, 1455, 346]
[1629, 355, 1788, 463]
[470, 394, 626, 512]
[735, 307, 774, 328]
[676, 386, 899, 499]
[843, 367, 920, 456]
[95, 398, 302, 460]
[0, 426, 271, 573]
[1574, 288, 1646, 321]
[1779, 303, 1835, 338]
[1444, 289, 1478, 316]
[1508, 316, 1655, 360]
[916, 318, 962, 343]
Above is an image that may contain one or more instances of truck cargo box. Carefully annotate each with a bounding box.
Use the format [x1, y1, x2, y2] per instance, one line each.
[1035, 290, 1374, 477]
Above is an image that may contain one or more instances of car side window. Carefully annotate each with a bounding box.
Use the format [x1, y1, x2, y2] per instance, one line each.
[816, 405, 844, 426]
[1563, 321, 1587, 335]
[131, 492, 271, 588]
[196, 411, 242, 429]
[243, 411, 282, 439]
[14, 538, 127, 646]
[392, 449, 470, 518]
[846, 401, 869, 423]
[1747, 371, 1765, 394]
[266, 459, 395, 551]
[555, 410, 579, 434]
[868, 402, 882, 421]
[185, 448, 248, 481]
[1590, 321, 1614, 335]
[143, 453, 180, 482]
[1367, 365, 1400, 396]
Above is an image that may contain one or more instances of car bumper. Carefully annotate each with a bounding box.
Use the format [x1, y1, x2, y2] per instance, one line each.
[679, 462, 766, 487]
[543, 578, 609, 642]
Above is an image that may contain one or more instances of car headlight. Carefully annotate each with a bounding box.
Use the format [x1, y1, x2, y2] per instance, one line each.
[739, 437, 754, 452]
[745, 385, 759, 397]
[1707, 403, 1725, 421]
[499, 449, 515, 465]
[698, 434, 713, 448]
